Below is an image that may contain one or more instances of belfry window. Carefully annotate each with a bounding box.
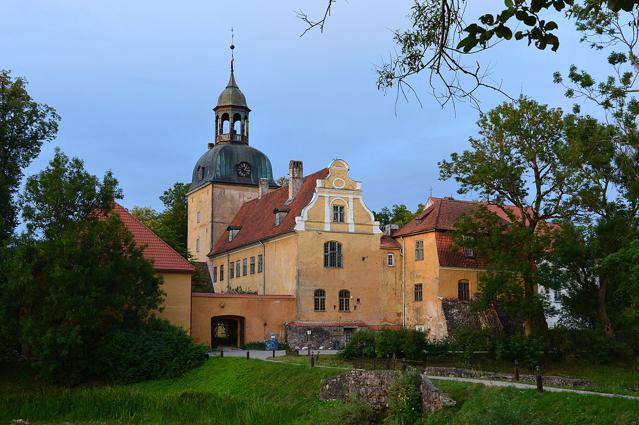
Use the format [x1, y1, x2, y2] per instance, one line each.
[314, 289, 326, 312]
[324, 241, 343, 268]
[333, 205, 345, 223]
[339, 289, 350, 311]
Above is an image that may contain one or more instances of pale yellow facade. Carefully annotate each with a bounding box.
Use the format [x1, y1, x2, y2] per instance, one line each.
[154, 271, 192, 334]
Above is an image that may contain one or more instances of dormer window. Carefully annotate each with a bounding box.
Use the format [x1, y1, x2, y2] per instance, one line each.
[273, 208, 290, 226]
[227, 226, 241, 241]
[463, 235, 474, 258]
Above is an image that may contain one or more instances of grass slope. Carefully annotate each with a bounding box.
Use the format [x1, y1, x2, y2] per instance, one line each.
[1, 358, 638, 424]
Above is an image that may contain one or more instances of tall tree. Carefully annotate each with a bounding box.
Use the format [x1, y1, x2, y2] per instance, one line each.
[132, 182, 190, 259]
[8, 150, 163, 383]
[0, 70, 59, 242]
[439, 97, 580, 335]
[374, 203, 425, 227]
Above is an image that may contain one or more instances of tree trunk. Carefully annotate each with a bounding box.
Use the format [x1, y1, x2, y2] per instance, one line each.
[597, 274, 615, 337]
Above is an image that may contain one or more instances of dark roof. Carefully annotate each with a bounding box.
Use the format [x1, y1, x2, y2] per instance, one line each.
[113, 203, 195, 273]
[209, 168, 330, 256]
[435, 232, 484, 268]
[190, 143, 277, 190]
[216, 71, 248, 108]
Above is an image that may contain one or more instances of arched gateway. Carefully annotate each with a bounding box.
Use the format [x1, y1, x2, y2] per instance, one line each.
[210, 315, 245, 348]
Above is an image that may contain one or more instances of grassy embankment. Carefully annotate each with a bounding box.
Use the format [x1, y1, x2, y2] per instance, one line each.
[1, 358, 638, 424]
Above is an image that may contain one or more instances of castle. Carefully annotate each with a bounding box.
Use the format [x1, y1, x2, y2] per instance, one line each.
[123, 57, 493, 349]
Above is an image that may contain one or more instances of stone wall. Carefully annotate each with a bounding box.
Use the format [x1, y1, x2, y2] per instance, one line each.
[320, 369, 455, 413]
[286, 325, 364, 350]
[424, 366, 592, 388]
[441, 299, 480, 335]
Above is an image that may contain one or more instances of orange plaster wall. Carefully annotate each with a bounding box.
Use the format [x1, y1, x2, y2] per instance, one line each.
[191, 293, 296, 347]
[155, 271, 192, 334]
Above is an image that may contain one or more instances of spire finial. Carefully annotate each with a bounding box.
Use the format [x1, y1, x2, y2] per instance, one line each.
[230, 27, 235, 73]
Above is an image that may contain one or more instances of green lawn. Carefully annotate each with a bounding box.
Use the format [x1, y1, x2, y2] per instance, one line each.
[1, 358, 638, 424]
[273, 354, 639, 396]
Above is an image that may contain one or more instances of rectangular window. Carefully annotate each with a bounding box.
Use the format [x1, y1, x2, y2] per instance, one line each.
[195, 238, 200, 253]
[250, 256, 256, 274]
[196, 211, 201, 224]
[333, 205, 345, 223]
[414, 283, 423, 302]
[463, 236, 474, 258]
[220, 265, 224, 281]
[324, 241, 343, 268]
[415, 240, 424, 261]
[458, 281, 470, 301]
[229, 262, 234, 279]
[387, 253, 395, 266]
[242, 258, 248, 276]
[314, 289, 326, 312]
[213, 266, 217, 283]
[235, 261, 240, 278]
[258, 254, 263, 273]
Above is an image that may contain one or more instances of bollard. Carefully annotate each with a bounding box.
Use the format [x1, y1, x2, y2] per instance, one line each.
[535, 365, 543, 392]
[246, 351, 250, 360]
[220, 348, 224, 358]
[310, 355, 315, 368]
[316, 352, 320, 364]
[272, 349, 276, 358]
[308, 346, 311, 356]
[514, 360, 519, 381]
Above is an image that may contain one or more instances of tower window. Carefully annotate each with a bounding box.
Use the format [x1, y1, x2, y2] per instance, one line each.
[414, 283, 423, 302]
[324, 241, 343, 268]
[314, 289, 326, 312]
[339, 289, 350, 311]
[458, 280, 470, 301]
[333, 205, 345, 223]
[415, 240, 424, 261]
[196, 238, 200, 253]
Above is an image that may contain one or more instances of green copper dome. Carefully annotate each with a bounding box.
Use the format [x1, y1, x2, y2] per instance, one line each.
[190, 143, 276, 190]
[216, 71, 248, 108]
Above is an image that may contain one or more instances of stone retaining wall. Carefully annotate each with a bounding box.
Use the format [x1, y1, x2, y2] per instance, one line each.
[424, 366, 592, 387]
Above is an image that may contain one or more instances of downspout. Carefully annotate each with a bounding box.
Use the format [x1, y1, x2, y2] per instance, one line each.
[226, 252, 230, 291]
[259, 240, 266, 295]
[400, 236, 406, 328]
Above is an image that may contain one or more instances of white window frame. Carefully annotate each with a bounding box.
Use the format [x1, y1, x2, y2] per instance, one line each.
[386, 253, 395, 267]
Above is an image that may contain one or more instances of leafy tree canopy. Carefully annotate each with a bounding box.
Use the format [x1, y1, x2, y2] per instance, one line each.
[374, 203, 425, 227]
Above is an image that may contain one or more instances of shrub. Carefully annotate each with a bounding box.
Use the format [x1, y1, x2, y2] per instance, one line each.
[340, 330, 377, 359]
[97, 318, 207, 383]
[494, 334, 544, 367]
[544, 328, 633, 363]
[317, 397, 381, 425]
[424, 338, 453, 357]
[387, 370, 422, 425]
[340, 329, 428, 361]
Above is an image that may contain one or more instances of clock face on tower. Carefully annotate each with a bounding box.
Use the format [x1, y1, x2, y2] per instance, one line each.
[236, 161, 251, 177]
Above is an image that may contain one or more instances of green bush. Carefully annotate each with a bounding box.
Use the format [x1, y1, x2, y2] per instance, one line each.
[387, 370, 422, 425]
[494, 334, 544, 367]
[340, 329, 428, 360]
[543, 328, 632, 363]
[97, 318, 207, 383]
[424, 338, 453, 357]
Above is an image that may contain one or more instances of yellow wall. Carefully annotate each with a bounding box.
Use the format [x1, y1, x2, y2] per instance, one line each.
[191, 293, 296, 346]
[438, 268, 481, 300]
[155, 271, 192, 334]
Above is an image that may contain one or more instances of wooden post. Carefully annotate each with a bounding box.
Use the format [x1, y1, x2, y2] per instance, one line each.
[220, 348, 224, 358]
[514, 360, 519, 381]
[272, 349, 276, 358]
[246, 351, 250, 360]
[310, 355, 315, 368]
[535, 365, 543, 392]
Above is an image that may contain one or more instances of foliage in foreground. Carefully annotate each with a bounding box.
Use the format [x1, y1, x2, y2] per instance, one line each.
[97, 318, 208, 384]
[2, 358, 639, 425]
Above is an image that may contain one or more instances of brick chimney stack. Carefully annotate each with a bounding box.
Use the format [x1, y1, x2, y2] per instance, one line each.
[288, 160, 303, 201]
[258, 178, 269, 199]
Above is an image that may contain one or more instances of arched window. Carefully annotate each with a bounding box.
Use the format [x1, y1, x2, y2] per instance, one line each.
[324, 241, 343, 268]
[221, 113, 230, 133]
[339, 289, 350, 311]
[314, 289, 326, 312]
[233, 113, 242, 134]
[458, 280, 470, 301]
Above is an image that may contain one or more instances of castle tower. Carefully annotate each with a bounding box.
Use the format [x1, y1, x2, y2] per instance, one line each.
[187, 44, 276, 262]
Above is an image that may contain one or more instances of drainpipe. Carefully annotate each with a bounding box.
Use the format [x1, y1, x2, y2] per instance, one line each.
[226, 253, 230, 292]
[400, 236, 406, 328]
[259, 240, 266, 295]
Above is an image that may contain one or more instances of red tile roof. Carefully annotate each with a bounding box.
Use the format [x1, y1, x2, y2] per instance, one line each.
[435, 232, 484, 268]
[113, 203, 195, 273]
[209, 168, 330, 256]
[381, 235, 401, 249]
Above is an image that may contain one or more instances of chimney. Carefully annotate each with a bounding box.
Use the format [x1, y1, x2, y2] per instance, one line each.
[288, 160, 303, 201]
[258, 178, 269, 199]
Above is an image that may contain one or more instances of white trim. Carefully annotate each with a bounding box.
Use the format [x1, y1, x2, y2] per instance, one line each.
[295, 183, 321, 231]
[348, 195, 355, 232]
[324, 194, 330, 231]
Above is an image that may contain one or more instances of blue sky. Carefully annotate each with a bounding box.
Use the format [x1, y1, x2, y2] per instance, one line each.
[2, 1, 611, 213]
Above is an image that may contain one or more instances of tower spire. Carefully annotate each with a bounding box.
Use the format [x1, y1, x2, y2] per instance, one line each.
[230, 27, 235, 73]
